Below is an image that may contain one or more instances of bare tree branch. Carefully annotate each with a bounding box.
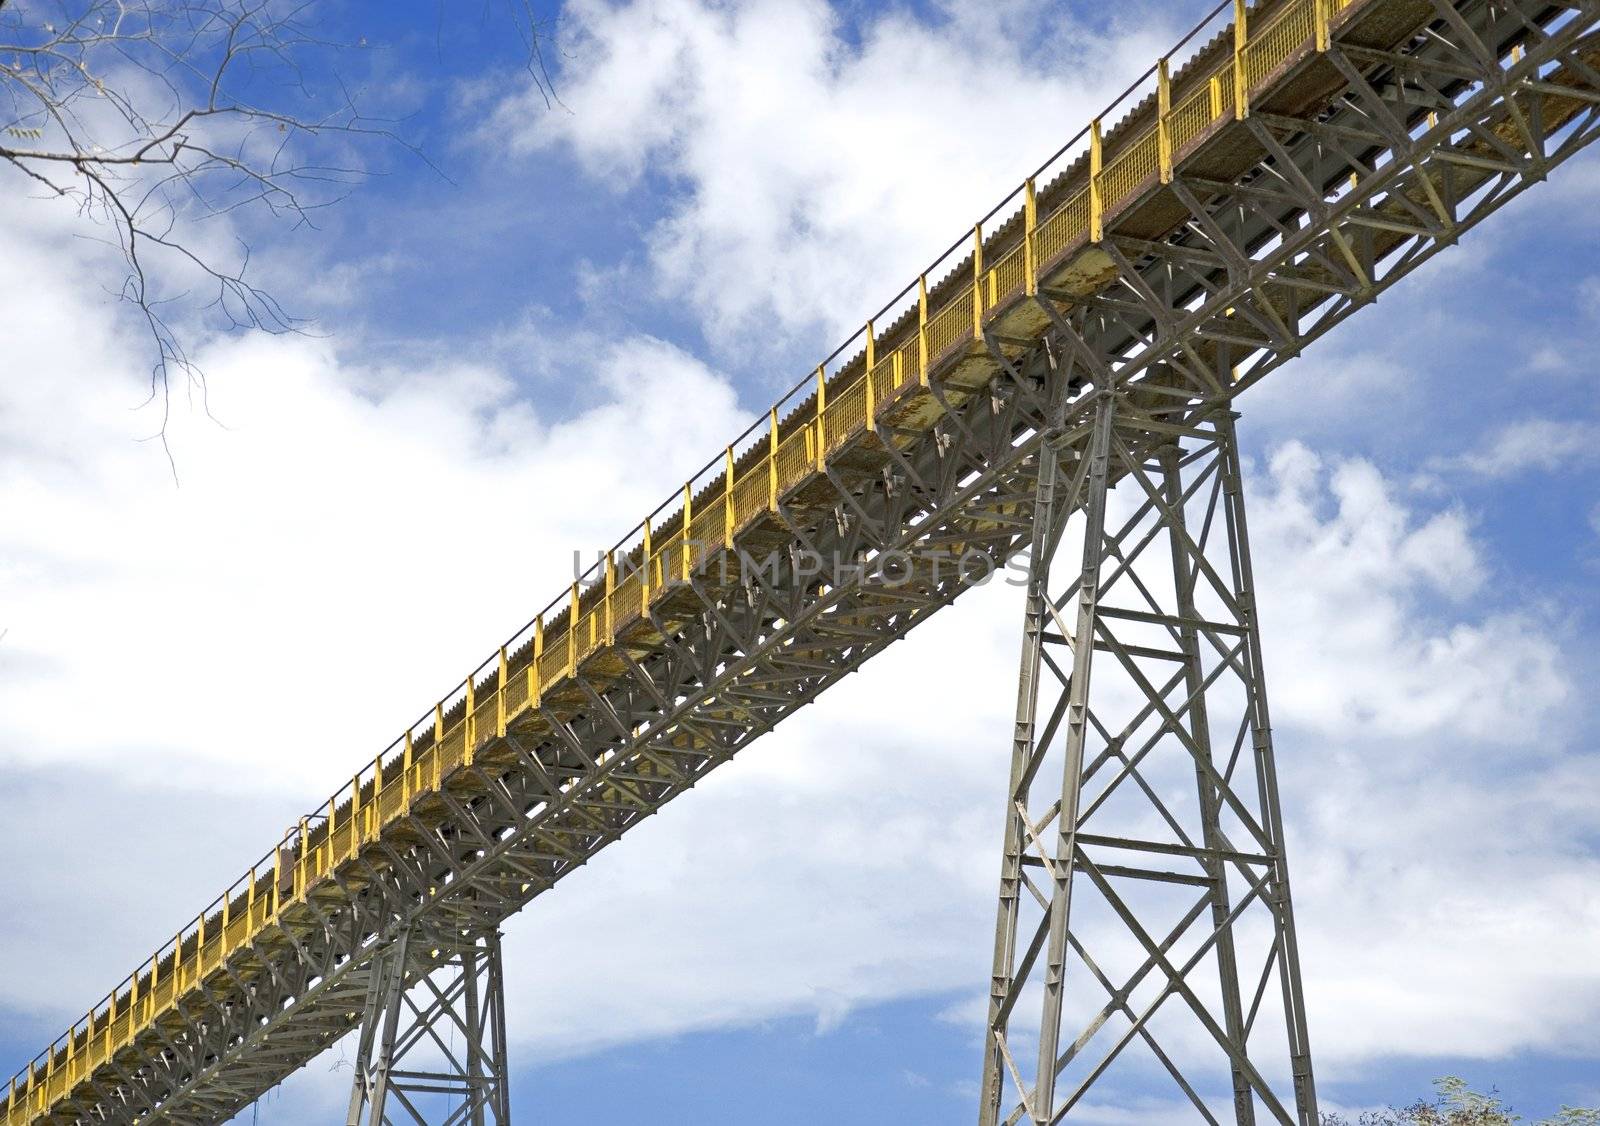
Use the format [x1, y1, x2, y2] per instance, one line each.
[0, 0, 556, 472]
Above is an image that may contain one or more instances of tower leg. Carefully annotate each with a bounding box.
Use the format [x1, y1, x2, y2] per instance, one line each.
[347, 929, 511, 1126]
[978, 394, 1318, 1125]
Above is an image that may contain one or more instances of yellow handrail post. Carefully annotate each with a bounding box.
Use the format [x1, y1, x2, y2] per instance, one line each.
[1158, 58, 1173, 183]
[604, 552, 616, 638]
[1024, 178, 1038, 295]
[497, 646, 509, 737]
[1210, 74, 1223, 119]
[247, 864, 256, 927]
[568, 582, 580, 671]
[403, 730, 414, 803]
[681, 483, 694, 581]
[1234, 0, 1249, 118]
[530, 618, 544, 707]
[917, 275, 929, 384]
[641, 521, 653, 609]
[464, 674, 477, 766]
[1315, 0, 1330, 51]
[972, 223, 985, 336]
[767, 408, 779, 507]
[349, 775, 361, 856]
[864, 365, 876, 433]
[864, 320, 877, 432]
[814, 365, 827, 469]
[1090, 119, 1105, 242]
[723, 448, 735, 548]
[270, 846, 281, 919]
[296, 817, 308, 898]
[433, 703, 444, 788]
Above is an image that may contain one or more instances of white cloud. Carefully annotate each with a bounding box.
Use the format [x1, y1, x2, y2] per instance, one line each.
[1247, 442, 1566, 745]
[0, 194, 748, 796]
[497, 0, 1178, 356]
[1440, 417, 1600, 478]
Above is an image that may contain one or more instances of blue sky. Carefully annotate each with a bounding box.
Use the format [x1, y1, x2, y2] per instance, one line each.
[2, 0, 1598, 1122]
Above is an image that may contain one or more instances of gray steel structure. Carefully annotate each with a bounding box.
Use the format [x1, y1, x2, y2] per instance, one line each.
[345, 930, 510, 1126]
[9, 0, 1600, 1121]
[978, 401, 1315, 1124]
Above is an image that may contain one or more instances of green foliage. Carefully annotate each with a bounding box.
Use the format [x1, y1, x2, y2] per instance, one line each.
[1319, 1077, 1600, 1126]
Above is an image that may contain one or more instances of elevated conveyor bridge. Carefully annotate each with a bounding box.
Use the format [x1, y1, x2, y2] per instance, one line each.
[7, 0, 1600, 1121]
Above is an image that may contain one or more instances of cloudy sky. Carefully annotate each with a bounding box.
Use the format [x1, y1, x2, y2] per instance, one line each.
[2, 0, 1598, 1121]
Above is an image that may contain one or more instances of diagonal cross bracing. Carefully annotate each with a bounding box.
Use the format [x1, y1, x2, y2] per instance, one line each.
[979, 398, 1316, 1125]
[7, 0, 1600, 1121]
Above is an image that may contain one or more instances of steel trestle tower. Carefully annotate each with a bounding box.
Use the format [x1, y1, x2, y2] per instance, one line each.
[979, 392, 1315, 1125]
[345, 930, 510, 1126]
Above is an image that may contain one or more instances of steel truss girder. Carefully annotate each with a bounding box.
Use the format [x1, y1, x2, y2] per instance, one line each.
[976, 392, 1314, 1126]
[345, 930, 510, 1126]
[29, 1, 1600, 1122]
[1079, 0, 1600, 403]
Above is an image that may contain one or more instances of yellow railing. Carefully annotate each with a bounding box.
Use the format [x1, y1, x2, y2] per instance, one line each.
[1097, 130, 1163, 213]
[2, 1, 1348, 1119]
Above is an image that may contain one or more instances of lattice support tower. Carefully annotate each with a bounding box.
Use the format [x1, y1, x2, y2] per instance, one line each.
[978, 389, 1316, 1125]
[345, 930, 510, 1126]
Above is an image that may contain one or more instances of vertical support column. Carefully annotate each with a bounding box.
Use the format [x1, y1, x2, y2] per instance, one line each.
[345, 928, 409, 1126]
[979, 388, 1116, 1126]
[346, 928, 511, 1126]
[1161, 441, 1254, 1126]
[976, 402, 1318, 1126]
[1217, 413, 1319, 1119]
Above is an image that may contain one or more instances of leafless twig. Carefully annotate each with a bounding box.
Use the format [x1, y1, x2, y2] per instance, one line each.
[1, 0, 553, 471]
